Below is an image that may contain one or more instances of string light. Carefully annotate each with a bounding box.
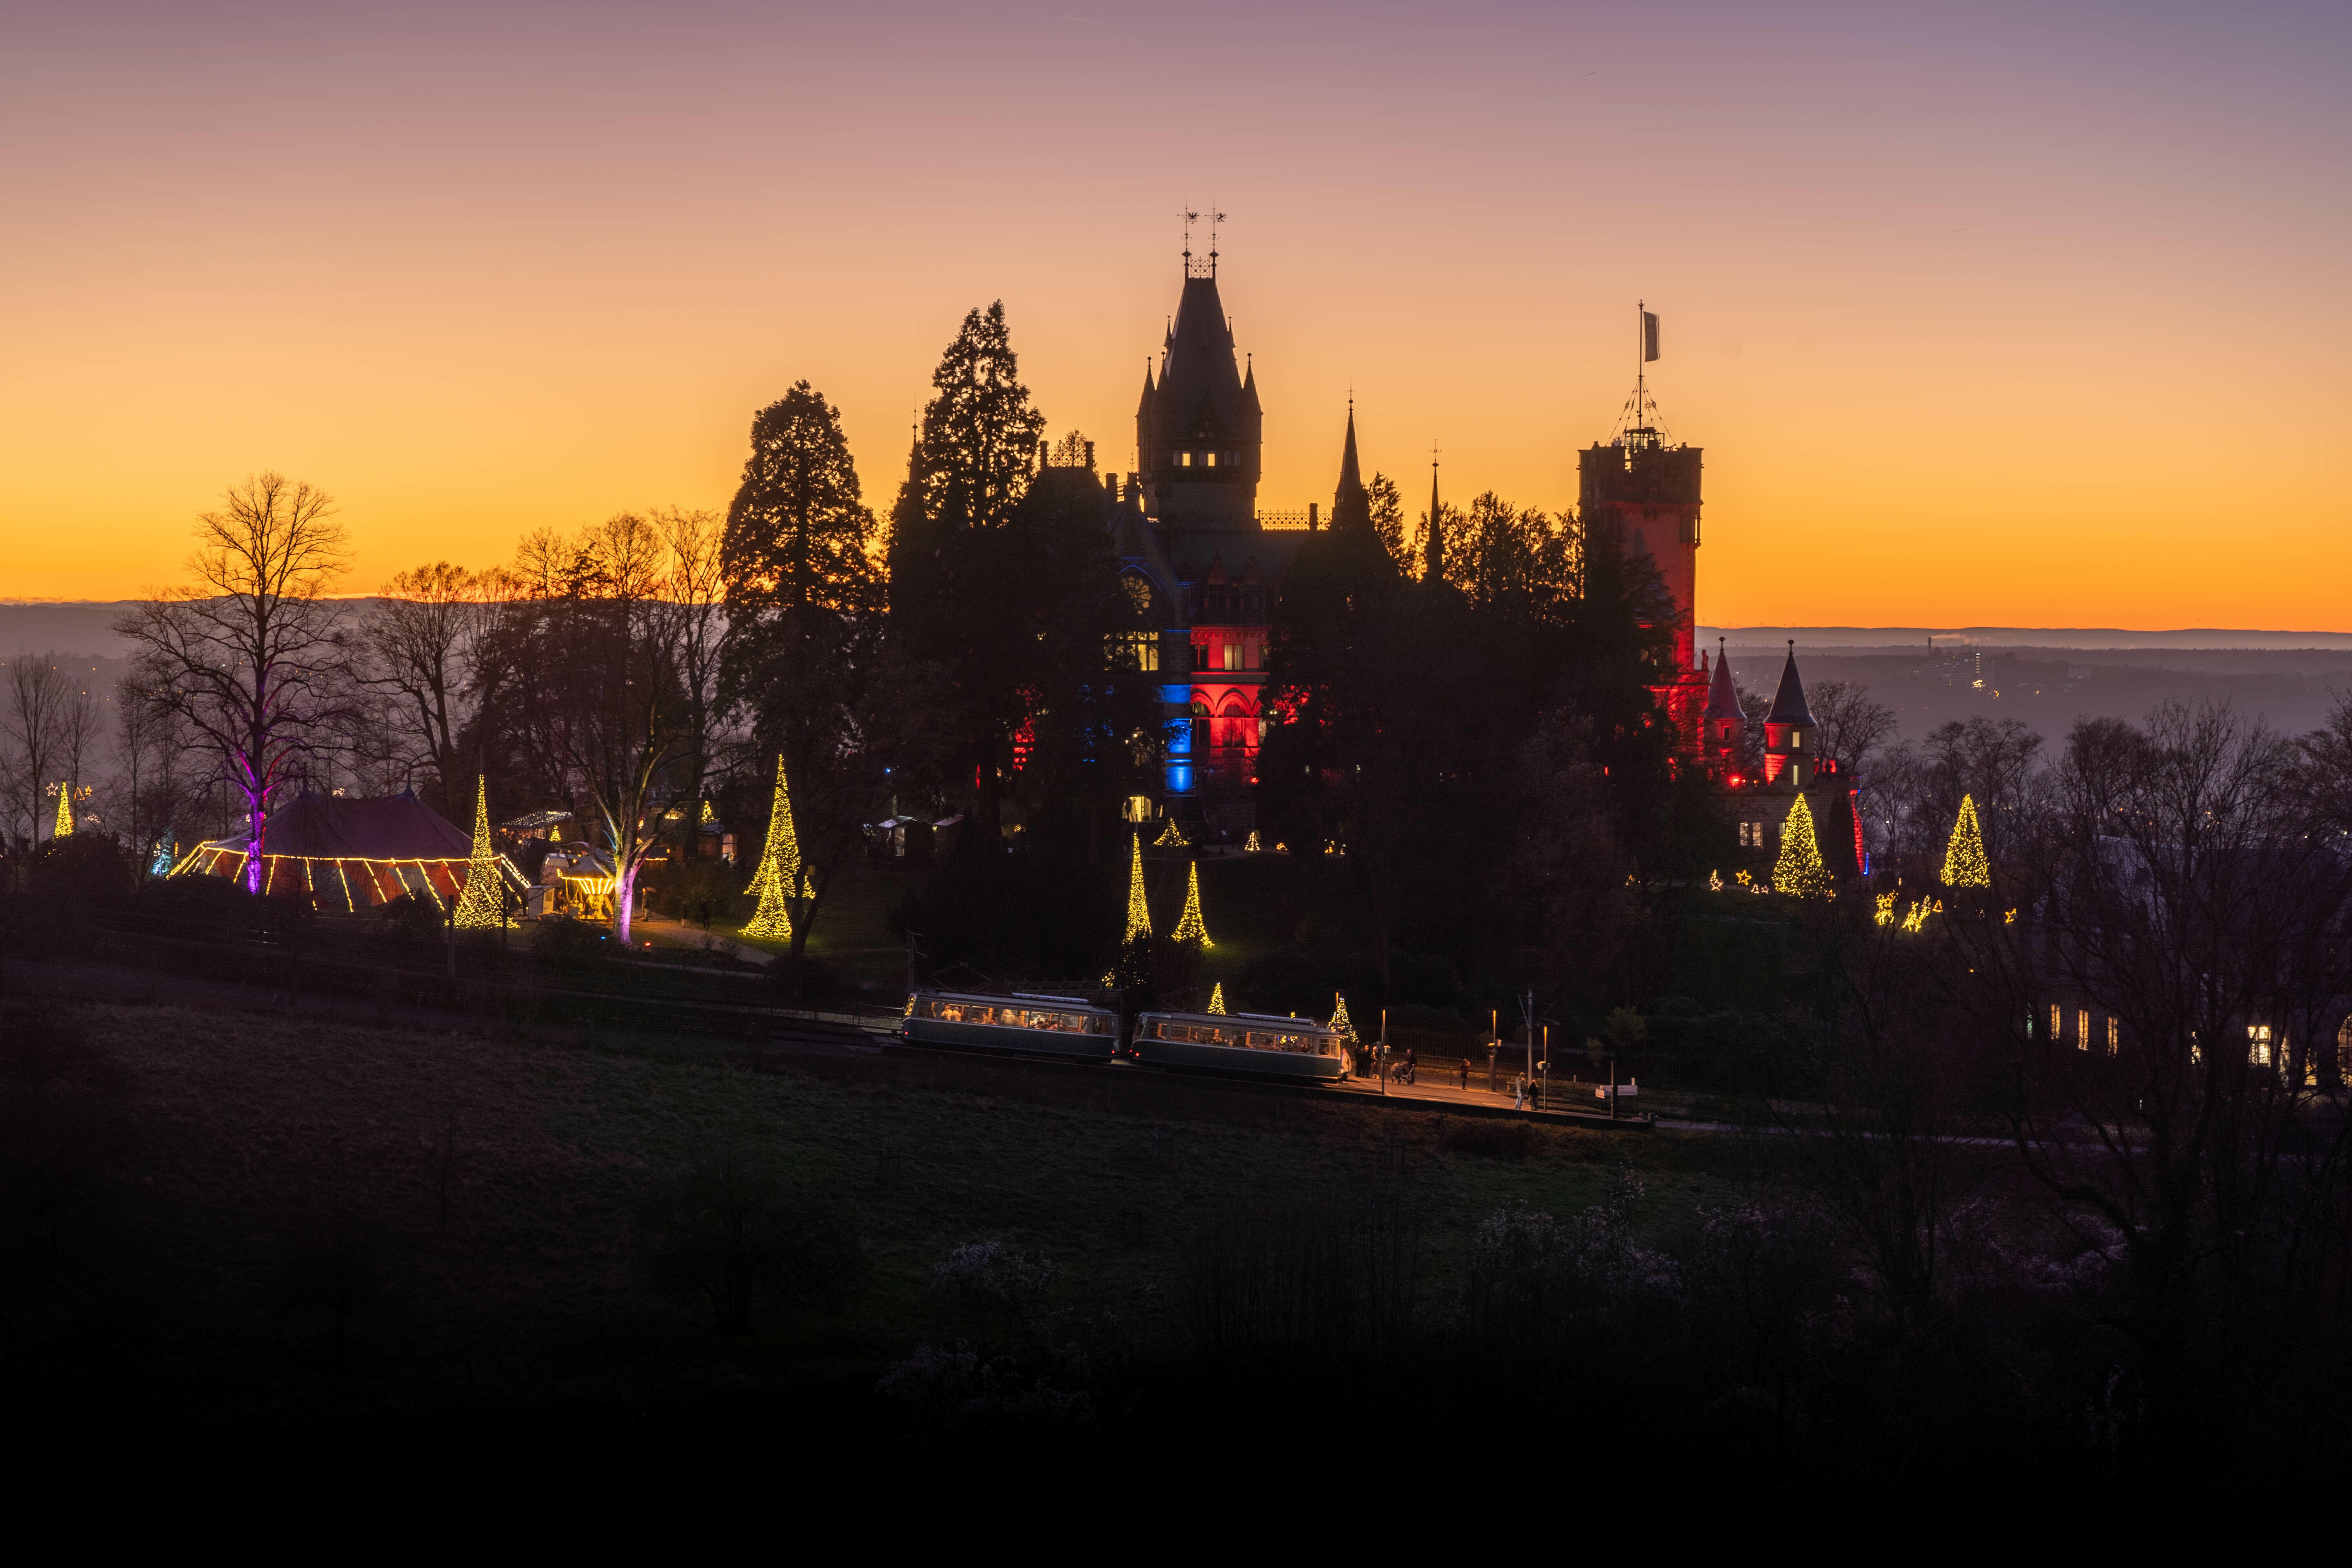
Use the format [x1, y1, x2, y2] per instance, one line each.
[1942, 794, 1991, 887]
[452, 776, 510, 930]
[1244, 831, 1261, 853]
[1772, 794, 1833, 898]
[741, 753, 804, 940]
[51, 782, 73, 839]
[1708, 869, 1723, 892]
[1123, 832, 1153, 941]
[1169, 860, 1212, 946]
[1207, 982, 1227, 1014]
[1328, 994, 1356, 1045]
[1153, 819, 1189, 848]
[1876, 890, 1898, 927]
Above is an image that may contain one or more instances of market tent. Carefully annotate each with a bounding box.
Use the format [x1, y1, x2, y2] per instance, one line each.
[171, 790, 528, 912]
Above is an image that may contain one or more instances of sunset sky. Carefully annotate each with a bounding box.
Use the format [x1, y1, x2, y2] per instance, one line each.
[4, 1, 2345, 628]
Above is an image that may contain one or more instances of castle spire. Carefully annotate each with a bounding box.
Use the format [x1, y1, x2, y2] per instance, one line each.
[1705, 636, 1742, 720]
[1329, 403, 1370, 533]
[1765, 640, 1815, 726]
[1424, 448, 1442, 582]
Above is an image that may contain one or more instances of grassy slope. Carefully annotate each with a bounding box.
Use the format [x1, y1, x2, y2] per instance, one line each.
[15, 996, 1764, 1427]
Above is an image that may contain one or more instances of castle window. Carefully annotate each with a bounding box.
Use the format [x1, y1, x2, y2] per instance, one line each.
[1179, 451, 1193, 467]
[1108, 631, 1159, 672]
[2077, 1009, 2091, 1051]
[1791, 731, 1803, 750]
[1223, 642, 1243, 672]
[2108, 1016, 2120, 1055]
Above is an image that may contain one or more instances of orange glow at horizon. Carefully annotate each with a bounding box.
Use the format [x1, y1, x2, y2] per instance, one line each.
[3, 3, 2345, 631]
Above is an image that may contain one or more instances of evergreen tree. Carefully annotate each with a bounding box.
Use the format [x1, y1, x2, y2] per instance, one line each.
[451, 775, 508, 929]
[721, 382, 879, 621]
[1169, 859, 1212, 947]
[1941, 792, 1991, 887]
[742, 755, 806, 941]
[1122, 832, 1152, 941]
[1773, 793, 1835, 897]
[719, 384, 889, 977]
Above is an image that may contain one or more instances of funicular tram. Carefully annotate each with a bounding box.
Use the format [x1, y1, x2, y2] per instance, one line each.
[1130, 1009, 1349, 1083]
[900, 991, 1119, 1064]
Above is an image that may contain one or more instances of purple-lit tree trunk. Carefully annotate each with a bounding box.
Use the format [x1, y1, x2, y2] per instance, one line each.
[116, 472, 353, 887]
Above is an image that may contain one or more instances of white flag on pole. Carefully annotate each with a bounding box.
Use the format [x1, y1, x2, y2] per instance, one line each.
[1642, 311, 1660, 362]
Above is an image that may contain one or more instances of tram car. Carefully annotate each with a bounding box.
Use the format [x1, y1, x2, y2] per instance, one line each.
[899, 990, 1118, 1064]
[1129, 1008, 1349, 1083]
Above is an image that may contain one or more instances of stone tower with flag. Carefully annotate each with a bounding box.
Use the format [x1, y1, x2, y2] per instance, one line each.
[1578, 305, 1709, 743]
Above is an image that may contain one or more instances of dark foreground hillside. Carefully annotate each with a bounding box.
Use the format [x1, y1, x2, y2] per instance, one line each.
[1, 972, 2341, 1505]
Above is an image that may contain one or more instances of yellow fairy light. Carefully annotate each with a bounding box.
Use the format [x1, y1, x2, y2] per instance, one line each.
[2004, 907, 2017, 925]
[452, 776, 510, 929]
[1123, 832, 1152, 941]
[1328, 994, 1356, 1044]
[1942, 794, 1991, 888]
[741, 754, 804, 940]
[1244, 831, 1261, 853]
[1875, 890, 1898, 927]
[1772, 793, 1833, 899]
[1735, 870, 1751, 886]
[1207, 982, 1227, 1014]
[51, 782, 73, 839]
[1153, 818, 1189, 848]
[1708, 869, 1723, 892]
[1169, 860, 1212, 947]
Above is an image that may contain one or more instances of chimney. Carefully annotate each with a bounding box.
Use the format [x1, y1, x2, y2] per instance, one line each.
[1308, 501, 1319, 531]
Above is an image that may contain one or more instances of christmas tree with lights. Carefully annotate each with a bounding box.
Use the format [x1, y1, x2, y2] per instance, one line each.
[1328, 994, 1356, 1045]
[1773, 793, 1835, 898]
[1206, 982, 1227, 1014]
[51, 782, 73, 839]
[741, 755, 804, 940]
[1169, 861, 1212, 947]
[1153, 818, 1188, 848]
[451, 776, 509, 929]
[1941, 793, 1990, 888]
[1123, 832, 1153, 942]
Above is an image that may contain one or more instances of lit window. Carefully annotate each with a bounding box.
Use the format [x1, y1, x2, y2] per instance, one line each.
[2248, 1024, 2271, 1067]
[2077, 1009, 2090, 1051]
[1224, 643, 1242, 672]
[1204, 451, 1218, 468]
[2049, 1004, 2062, 1040]
[1107, 631, 1159, 672]
[1179, 452, 1193, 467]
[1791, 731, 1803, 750]
[2107, 1016, 2119, 1055]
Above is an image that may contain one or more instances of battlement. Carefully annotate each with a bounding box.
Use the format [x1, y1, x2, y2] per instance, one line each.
[1579, 443, 1703, 509]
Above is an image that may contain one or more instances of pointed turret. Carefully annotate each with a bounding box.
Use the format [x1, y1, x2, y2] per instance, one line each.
[1762, 641, 1817, 786]
[1134, 361, 1156, 472]
[1765, 641, 1814, 726]
[1329, 405, 1371, 533]
[1424, 457, 1443, 582]
[1705, 638, 1742, 721]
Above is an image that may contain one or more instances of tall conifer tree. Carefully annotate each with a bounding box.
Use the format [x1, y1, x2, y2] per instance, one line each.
[1773, 793, 1835, 898]
[1942, 793, 1991, 888]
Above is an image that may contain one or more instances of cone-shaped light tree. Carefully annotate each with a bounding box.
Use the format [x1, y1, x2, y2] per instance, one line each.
[741, 754, 806, 940]
[51, 784, 73, 839]
[451, 776, 509, 929]
[1941, 793, 1991, 888]
[1122, 832, 1153, 942]
[1169, 861, 1212, 947]
[1329, 994, 1356, 1045]
[1773, 793, 1835, 898]
[1207, 982, 1227, 1014]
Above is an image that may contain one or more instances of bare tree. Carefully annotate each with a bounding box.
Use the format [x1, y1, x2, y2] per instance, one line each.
[474, 513, 701, 944]
[658, 508, 730, 847]
[114, 473, 354, 893]
[356, 561, 496, 815]
[1809, 679, 1897, 775]
[1940, 702, 2352, 1448]
[3, 653, 72, 848]
[113, 669, 197, 870]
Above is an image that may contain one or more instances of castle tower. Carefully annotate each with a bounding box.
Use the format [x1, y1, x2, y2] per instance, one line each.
[1137, 259, 1261, 531]
[1579, 307, 1705, 737]
[1329, 404, 1370, 532]
[1703, 636, 1744, 771]
[1762, 641, 1816, 787]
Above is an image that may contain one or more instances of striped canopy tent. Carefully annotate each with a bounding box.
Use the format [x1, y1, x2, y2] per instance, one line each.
[171, 790, 528, 913]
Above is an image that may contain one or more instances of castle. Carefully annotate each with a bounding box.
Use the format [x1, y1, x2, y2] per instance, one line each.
[1089, 249, 1862, 875]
